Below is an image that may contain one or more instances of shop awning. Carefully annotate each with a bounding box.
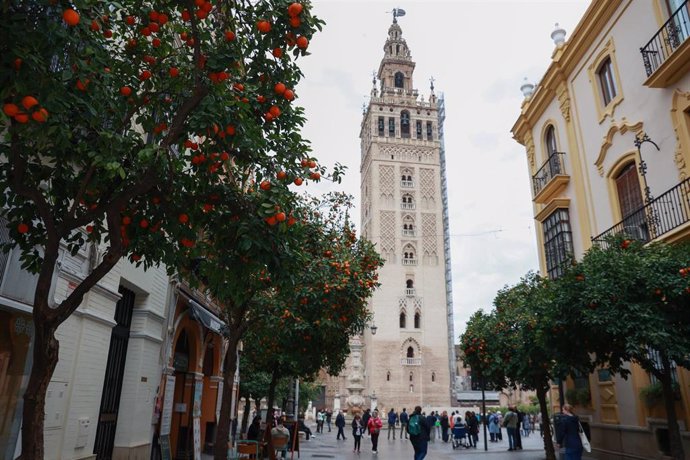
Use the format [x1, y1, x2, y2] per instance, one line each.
[189, 300, 229, 337]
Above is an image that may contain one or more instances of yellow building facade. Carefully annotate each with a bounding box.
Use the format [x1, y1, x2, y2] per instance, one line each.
[512, 1, 690, 458]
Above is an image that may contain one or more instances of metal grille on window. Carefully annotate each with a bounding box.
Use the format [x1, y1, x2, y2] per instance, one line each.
[389, 117, 395, 136]
[378, 117, 385, 136]
[416, 121, 422, 139]
[426, 121, 433, 140]
[647, 347, 678, 384]
[543, 208, 574, 280]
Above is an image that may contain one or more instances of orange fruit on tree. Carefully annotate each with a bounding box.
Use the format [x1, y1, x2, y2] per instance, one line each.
[120, 86, 132, 96]
[269, 105, 281, 117]
[272, 47, 283, 58]
[32, 108, 49, 123]
[62, 8, 80, 26]
[260, 180, 271, 191]
[14, 113, 29, 123]
[274, 82, 286, 94]
[3, 103, 19, 117]
[169, 67, 179, 77]
[296, 35, 308, 49]
[90, 20, 100, 31]
[125, 15, 136, 25]
[257, 20, 271, 33]
[178, 213, 189, 224]
[308, 159, 316, 168]
[225, 125, 236, 135]
[287, 2, 303, 17]
[275, 212, 286, 222]
[224, 30, 235, 41]
[293, 177, 303, 186]
[310, 171, 321, 180]
[21, 96, 39, 111]
[17, 223, 29, 234]
[283, 89, 295, 101]
[289, 17, 300, 28]
[277, 171, 287, 180]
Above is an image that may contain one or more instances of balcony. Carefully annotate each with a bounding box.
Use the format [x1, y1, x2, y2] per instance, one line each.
[402, 258, 417, 266]
[401, 358, 422, 366]
[401, 203, 416, 210]
[532, 152, 569, 204]
[402, 229, 416, 237]
[592, 177, 690, 246]
[405, 288, 416, 297]
[401, 180, 414, 188]
[641, 1, 690, 88]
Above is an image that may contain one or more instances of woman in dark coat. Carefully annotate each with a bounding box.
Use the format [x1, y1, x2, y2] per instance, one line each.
[246, 415, 262, 441]
[555, 404, 584, 460]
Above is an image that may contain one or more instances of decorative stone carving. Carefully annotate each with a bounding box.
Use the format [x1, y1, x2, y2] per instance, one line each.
[380, 211, 395, 260]
[345, 336, 366, 415]
[379, 165, 394, 198]
[422, 213, 437, 263]
[595, 118, 644, 176]
[525, 132, 535, 167]
[557, 85, 571, 122]
[671, 90, 690, 181]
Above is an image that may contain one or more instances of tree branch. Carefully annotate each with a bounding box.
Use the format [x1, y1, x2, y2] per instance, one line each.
[68, 164, 96, 220]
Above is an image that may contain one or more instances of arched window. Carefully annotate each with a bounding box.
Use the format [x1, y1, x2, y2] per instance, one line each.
[401, 194, 414, 209]
[432, 372, 436, 382]
[407, 346, 414, 358]
[409, 372, 414, 382]
[403, 215, 415, 236]
[395, 71, 404, 88]
[414, 312, 421, 328]
[597, 57, 617, 106]
[387, 371, 391, 382]
[545, 125, 558, 156]
[401, 110, 410, 138]
[399, 311, 406, 328]
[406, 279, 414, 289]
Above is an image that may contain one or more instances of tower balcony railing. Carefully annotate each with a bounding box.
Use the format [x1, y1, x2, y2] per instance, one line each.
[641, 0, 690, 87]
[592, 177, 690, 246]
[402, 258, 417, 266]
[405, 288, 416, 297]
[402, 229, 416, 237]
[401, 180, 414, 188]
[401, 358, 422, 366]
[532, 152, 569, 203]
[401, 203, 415, 210]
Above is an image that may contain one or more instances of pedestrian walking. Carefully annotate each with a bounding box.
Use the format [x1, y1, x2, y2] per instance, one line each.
[399, 408, 409, 439]
[556, 404, 584, 460]
[316, 409, 324, 434]
[425, 412, 436, 443]
[434, 412, 441, 439]
[352, 414, 365, 453]
[407, 405, 430, 460]
[514, 408, 524, 449]
[326, 409, 333, 432]
[488, 412, 500, 442]
[367, 410, 383, 454]
[523, 414, 532, 437]
[336, 410, 347, 440]
[387, 408, 398, 440]
[440, 411, 450, 442]
[362, 409, 371, 438]
[466, 411, 479, 448]
[503, 406, 519, 451]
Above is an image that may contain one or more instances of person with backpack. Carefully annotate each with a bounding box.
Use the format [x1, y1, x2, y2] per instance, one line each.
[407, 406, 430, 460]
[399, 408, 409, 440]
[387, 408, 398, 440]
[367, 409, 383, 454]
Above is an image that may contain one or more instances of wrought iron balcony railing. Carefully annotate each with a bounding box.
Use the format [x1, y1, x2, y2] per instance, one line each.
[532, 152, 566, 197]
[592, 177, 690, 246]
[641, 0, 690, 77]
[401, 358, 422, 366]
[401, 203, 416, 210]
[401, 180, 414, 188]
[402, 258, 417, 266]
[402, 229, 416, 237]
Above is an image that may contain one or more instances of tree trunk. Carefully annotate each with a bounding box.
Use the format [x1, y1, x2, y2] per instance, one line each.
[241, 395, 251, 435]
[536, 385, 556, 460]
[20, 319, 59, 460]
[660, 352, 685, 460]
[264, 369, 279, 460]
[213, 333, 241, 460]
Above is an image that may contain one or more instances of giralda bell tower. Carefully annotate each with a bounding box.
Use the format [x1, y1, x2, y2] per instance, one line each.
[360, 11, 456, 409]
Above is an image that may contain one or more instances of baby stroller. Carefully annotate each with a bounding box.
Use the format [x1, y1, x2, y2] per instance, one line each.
[452, 422, 470, 449]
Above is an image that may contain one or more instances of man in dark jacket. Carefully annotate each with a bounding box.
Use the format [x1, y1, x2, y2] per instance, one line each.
[362, 409, 371, 437]
[399, 408, 409, 440]
[326, 409, 333, 432]
[387, 408, 398, 440]
[335, 410, 347, 440]
[514, 409, 524, 449]
[408, 406, 430, 460]
[425, 412, 436, 442]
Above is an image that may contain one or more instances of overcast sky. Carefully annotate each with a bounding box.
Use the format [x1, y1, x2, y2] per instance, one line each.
[293, 0, 589, 339]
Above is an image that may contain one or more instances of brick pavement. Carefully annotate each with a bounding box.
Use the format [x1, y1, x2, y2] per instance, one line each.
[295, 423, 578, 460]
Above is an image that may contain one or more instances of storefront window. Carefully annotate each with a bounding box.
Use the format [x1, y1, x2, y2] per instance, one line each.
[0, 309, 34, 459]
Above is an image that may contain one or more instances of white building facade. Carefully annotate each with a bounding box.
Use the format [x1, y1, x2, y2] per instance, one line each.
[359, 18, 456, 410]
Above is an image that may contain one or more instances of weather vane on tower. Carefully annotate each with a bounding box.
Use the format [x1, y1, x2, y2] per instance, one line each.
[391, 7, 406, 23]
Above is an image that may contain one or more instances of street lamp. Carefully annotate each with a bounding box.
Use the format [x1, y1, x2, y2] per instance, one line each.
[370, 323, 378, 335]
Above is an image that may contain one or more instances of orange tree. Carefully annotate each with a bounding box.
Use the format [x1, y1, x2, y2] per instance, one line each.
[555, 238, 690, 460]
[462, 272, 593, 460]
[0, 1, 323, 457]
[239, 193, 382, 430]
